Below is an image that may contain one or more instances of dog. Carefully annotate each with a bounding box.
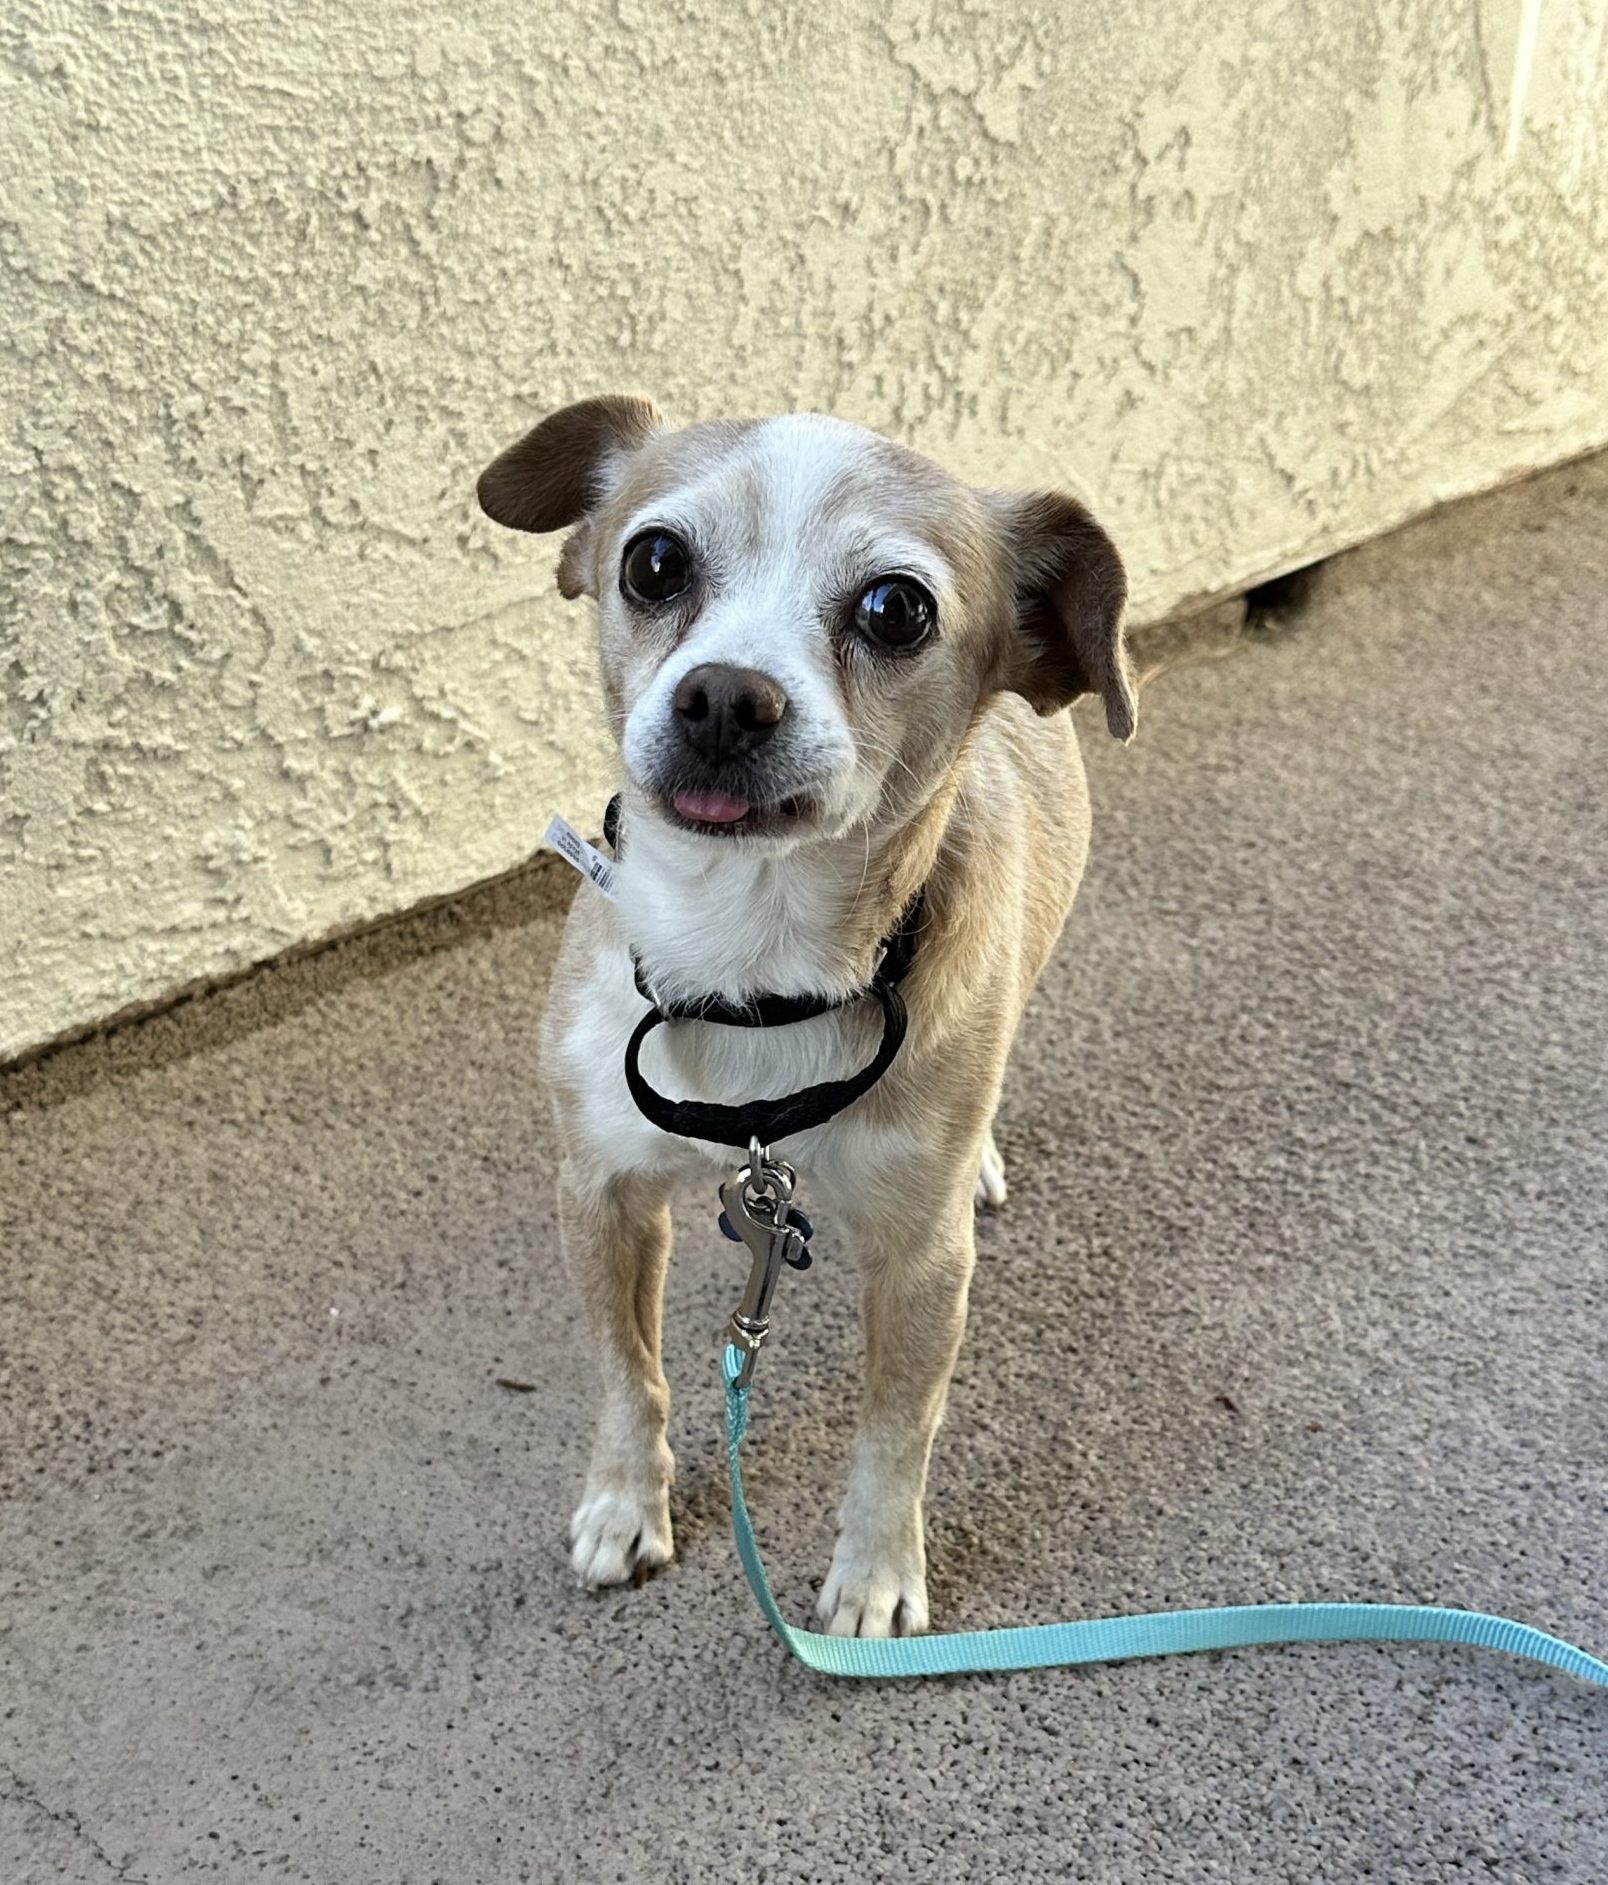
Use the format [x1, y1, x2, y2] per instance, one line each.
[476, 396, 1133, 1638]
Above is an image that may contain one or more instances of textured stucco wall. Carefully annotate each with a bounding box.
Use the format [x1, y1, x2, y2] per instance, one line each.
[4, 1, 1607, 1060]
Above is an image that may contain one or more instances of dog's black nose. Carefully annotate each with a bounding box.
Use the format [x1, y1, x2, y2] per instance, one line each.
[672, 664, 788, 762]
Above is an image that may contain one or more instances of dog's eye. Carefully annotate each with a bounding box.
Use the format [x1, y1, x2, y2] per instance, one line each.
[621, 531, 693, 605]
[854, 577, 935, 651]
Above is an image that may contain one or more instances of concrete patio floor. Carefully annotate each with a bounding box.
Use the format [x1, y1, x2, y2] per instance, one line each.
[3, 454, 1605, 1883]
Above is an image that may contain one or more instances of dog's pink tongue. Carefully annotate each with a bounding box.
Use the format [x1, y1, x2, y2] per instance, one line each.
[673, 787, 751, 825]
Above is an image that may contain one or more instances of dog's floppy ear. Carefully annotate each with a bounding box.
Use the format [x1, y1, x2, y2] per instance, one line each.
[477, 394, 663, 597]
[989, 489, 1135, 741]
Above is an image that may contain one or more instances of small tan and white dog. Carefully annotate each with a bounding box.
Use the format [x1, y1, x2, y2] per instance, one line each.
[477, 396, 1134, 1639]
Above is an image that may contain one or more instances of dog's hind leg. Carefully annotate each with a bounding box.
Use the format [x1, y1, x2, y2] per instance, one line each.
[974, 1124, 1008, 1211]
[560, 1164, 677, 1587]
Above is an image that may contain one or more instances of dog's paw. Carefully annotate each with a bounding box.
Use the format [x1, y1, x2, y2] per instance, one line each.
[569, 1482, 674, 1588]
[975, 1130, 1008, 1211]
[816, 1541, 929, 1639]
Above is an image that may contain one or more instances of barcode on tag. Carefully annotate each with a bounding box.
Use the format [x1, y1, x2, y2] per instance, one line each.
[543, 814, 618, 901]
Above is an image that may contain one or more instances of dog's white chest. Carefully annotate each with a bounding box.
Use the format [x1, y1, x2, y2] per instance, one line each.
[551, 938, 901, 1188]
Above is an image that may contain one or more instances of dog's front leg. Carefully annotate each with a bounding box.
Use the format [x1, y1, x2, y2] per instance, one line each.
[817, 1182, 976, 1638]
[560, 1164, 676, 1587]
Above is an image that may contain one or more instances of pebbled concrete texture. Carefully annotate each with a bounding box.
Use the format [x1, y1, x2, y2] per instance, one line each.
[2, 455, 1606, 1883]
[7, 1, 1608, 1060]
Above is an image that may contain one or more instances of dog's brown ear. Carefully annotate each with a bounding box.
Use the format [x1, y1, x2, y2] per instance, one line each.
[477, 396, 663, 592]
[990, 490, 1135, 741]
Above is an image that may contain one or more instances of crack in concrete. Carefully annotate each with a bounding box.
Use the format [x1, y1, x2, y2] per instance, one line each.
[1, 1764, 151, 1883]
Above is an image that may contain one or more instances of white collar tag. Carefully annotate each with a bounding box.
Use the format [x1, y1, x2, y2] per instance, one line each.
[543, 814, 618, 902]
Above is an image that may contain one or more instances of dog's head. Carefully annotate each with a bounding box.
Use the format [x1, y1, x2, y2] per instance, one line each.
[478, 396, 1133, 850]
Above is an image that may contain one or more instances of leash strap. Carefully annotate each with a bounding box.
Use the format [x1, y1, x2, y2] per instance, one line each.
[721, 1346, 1608, 1686]
[601, 784, 1606, 1690]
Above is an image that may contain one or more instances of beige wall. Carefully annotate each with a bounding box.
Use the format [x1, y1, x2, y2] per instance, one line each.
[4, 0, 1607, 1060]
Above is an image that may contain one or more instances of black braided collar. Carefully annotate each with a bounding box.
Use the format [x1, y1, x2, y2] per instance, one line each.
[603, 795, 927, 1148]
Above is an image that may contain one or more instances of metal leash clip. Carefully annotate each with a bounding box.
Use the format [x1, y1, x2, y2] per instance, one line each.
[717, 1138, 814, 1388]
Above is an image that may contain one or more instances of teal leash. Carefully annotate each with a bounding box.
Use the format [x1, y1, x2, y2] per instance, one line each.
[722, 1345, 1608, 1686]
[595, 808, 1603, 1691]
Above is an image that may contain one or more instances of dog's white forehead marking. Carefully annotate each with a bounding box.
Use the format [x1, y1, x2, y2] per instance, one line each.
[619, 414, 955, 604]
[745, 414, 880, 558]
